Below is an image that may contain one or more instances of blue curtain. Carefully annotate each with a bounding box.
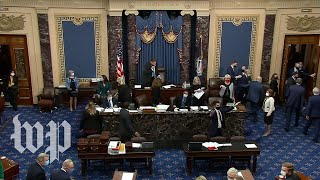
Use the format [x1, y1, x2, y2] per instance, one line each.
[136, 11, 183, 85]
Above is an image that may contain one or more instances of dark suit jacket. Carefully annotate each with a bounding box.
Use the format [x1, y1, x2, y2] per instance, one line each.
[50, 169, 71, 180]
[26, 162, 46, 180]
[246, 81, 265, 104]
[226, 66, 236, 81]
[118, 108, 135, 140]
[284, 76, 296, 98]
[190, 95, 205, 106]
[287, 67, 298, 78]
[6, 76, 18, 91]
[143, 63, 158, 87]
[106, 97, 118, 108]
[174, 94, 191, 109]
[80, 111, 102, 134]
[286, 84, 305, 109]
[269, 79, 279, 94]
[236, 73, 251, 86]
[305, 95, 320, 118]
[118, 85, 131, 104]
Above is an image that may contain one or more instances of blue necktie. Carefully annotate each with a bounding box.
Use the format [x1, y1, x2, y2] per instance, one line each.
[181, 97, 186, 108]
[152, 70, 156, 77]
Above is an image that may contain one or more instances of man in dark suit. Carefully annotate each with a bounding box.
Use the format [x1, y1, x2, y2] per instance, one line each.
[287, 62, 300, 78]
[50, 159, 74, 180]
[6, 70, 18, 111]
[284, 72, 299, 99]
[26, 153, 49, 180]
[226, 60, 242, 82]
[246, 76, 265, 122]
[303, 87, 320, 143]
[174, 90, 191, 109]
[118, 102, 140, 142]
[105, 92, 118, 108]
[285, 78, 305, 132]
[143, 58, 158, 87]
[298, 61, 316, 86]
[235, 68, 251, 103]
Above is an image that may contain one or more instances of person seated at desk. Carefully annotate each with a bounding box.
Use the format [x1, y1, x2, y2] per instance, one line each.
[80, 101, 102, 137]
[220, 74, 235, 105]
[151, 76, 162, 106]
[174, 90, 191, 109]
[117, 77, 131, 105]
[143, 58, 158, 87]
[105, 92, 118, 108]
[277, 162, 301, 180]
[97, 75, 112, 108]
[118, 102, 141, 142]
[65, 70, 79, 112]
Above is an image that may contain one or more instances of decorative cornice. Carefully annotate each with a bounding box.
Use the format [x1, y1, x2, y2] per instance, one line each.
[286, 15, 320, 32]
[0, 14, 25, 31]
[124, 10, 138, 16]
[181, 10, 195, 16]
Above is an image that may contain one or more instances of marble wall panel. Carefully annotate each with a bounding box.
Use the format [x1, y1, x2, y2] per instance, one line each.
[38, 14, 53, 87]
[107, 16, 122, 82]
[196, 16, 210, 85]
[127, 14, 137, 82]
[181, 15, 191, 83]
[261, 15, 276, 83]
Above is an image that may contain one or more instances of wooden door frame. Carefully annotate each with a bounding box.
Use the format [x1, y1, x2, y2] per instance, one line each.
[0, 35, 33, 105]
[279, 35, 319, 102]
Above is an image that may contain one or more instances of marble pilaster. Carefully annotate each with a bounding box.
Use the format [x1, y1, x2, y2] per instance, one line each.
[181, 15, 191, 83]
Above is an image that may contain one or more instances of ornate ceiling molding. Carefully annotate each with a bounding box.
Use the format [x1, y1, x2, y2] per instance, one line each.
[0, 14, 25, 31]
[287, 15, 320, 32]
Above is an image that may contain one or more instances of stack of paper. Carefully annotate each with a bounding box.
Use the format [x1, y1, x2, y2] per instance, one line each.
[134, 85, 142, 89]
[121, 172, 134, 180]
[128, 110, 139, 113]
[162, 84, 176, 89]
[245, 144, 257, 148]
[139, 106, 155, 110]
[113, 108, 121, 112]
[190, 106, 199, 111]
[194, 90, 204, 99]
[58, 85, 66, 88]
[179, 109, 188, 112]
[156, 104, 169, 112]
[95, 107, 104, 112]
[132, 143, 142, 148]
[202, 142, 220, 148]
[200, 106, 209, 110]
[104, 108, 113, 113]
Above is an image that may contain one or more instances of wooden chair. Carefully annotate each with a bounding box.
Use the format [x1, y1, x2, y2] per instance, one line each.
[38, 87, 56, 113]
[296, 171, 312, 180]
[210, 136, 227, 143]
[230, 136, 251, 169]
[230, 136, 246, 142]
[192, 134, 208, 142]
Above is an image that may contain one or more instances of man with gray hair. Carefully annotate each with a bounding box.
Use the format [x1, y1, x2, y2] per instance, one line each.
[285, 78, 305, 132]
[26, 153, 49, 180]
[303, 87, 320, 143]
[50, 159, 75, 180]
[222, 167, 238, 180]
[246, 76, 265, 123]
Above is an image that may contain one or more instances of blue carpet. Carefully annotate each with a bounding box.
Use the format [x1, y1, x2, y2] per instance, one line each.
[0, 105, 319, 180]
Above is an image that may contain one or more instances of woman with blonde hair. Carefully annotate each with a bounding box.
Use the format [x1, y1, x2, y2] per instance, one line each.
[192, 76, 202, 92]
[80, 101, 102, 137]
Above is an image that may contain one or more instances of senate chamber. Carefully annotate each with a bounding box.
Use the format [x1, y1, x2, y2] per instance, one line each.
[0, 0, 320, 179]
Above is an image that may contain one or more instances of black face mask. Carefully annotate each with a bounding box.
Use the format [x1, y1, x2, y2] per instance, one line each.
[242, 70, 245, 72]
[216, 106, 220, 110]
[274, 77, 278, 80]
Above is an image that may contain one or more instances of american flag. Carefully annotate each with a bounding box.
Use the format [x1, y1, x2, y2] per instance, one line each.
[116, 40, 124, 79]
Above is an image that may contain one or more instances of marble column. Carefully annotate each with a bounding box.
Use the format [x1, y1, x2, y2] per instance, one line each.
[37, 14, 53, 87]
[196, 16, 210, 85]
[127, 14, 137, 82]
[107, 16, 122, 82]
[181, 15, 191, 83]
[261, 15, 276, 83]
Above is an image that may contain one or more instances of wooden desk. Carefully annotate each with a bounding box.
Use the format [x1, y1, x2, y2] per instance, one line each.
[112, 170, 137, 180]
[240, 169, 255, 180]
[78, 149, 155, 176]
[1, 157, 19, 180]
[132, 87, 185, 104]
[184, 142, 260, 174]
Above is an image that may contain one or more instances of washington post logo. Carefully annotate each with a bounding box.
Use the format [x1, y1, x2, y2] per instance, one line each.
[10, 114, 71, 163]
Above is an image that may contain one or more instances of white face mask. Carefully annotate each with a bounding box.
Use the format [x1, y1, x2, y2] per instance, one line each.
[280, 170, 286, 176]
[183, 94, 188, 98]
[108, 96, 112, 100]
[10, 73, 15, 76]
[71, 73, 75, 76]
[266, 92, 270, 96]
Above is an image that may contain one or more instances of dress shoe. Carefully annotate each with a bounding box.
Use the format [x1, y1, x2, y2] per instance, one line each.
[284, 128, 289, 132]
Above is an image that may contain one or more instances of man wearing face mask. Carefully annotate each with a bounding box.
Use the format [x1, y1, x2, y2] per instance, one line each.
[209, 101, 224, 137]
[222, 167, 238, 180]
[50, 159, 75, 180]
[105, 92, 118, 108]
[303, 87, 320, 143]
[174, 90, 191, 109]
[284, 72, 299, 100]
[235, 66, 251, 103]
[6, 70, 18, 111]
[26, 153, 50, 180]
[287, 62, 300, 78]
[277, 162, 300, 180]
[226, 60, 242, 82]
[246, 76, 265, 123]
[269, 73, 279, 104]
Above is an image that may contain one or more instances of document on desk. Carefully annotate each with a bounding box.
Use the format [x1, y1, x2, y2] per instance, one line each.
[220, 143, 232, 147]
[132, 143, 142, 148]
[162, 84, 176, 89]
[121, 172, 134, 180]
[194, 90, 204, 99]
[95, 107, 104, 112]
[58, 85, 66, 88]
[237, 172, 244, 178]
[245, 144, 257, 148]
[128, 110, 139, 113]
[104, 108, 113, 113]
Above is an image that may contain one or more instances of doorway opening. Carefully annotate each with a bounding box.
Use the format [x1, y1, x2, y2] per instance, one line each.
[280, 35, 319, 101]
